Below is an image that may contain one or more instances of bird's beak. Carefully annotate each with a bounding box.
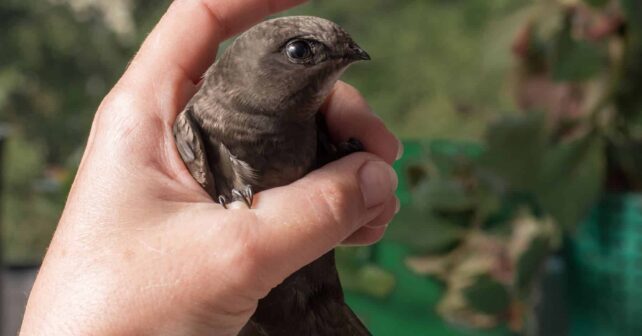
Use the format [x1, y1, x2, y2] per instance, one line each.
[346, 42, 371, 61]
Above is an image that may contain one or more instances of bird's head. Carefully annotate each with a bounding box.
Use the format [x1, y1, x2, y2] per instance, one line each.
[209, 16, 369, 118]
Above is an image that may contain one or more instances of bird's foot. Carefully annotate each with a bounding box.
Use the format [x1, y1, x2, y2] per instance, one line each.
[336, 138, 364, 157]
[217, 186, 254, 209]
[218, 195, 229, 209]
[231, 185, 254, 208]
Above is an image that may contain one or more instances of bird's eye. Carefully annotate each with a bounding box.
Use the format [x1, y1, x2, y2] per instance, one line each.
[285, 40, 312, 61]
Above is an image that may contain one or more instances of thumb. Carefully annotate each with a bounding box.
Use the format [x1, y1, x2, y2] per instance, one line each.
[251, 152, 398, 280]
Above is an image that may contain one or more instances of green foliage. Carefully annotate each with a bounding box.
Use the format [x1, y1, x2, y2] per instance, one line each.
[395, 140, 562, 328]
[613, 0, 642, 128]
[482, 113, 548, 191]
[2, 135, 64, 263]
[482, 114, 605, 230]
[619, 0, 642, 33]
[609, 137, 642, 189]
[0, 0, 171, 263]
[514, 236, 550, 296]
[388, 141, 489, 255]
[583, 0, 610, 8]
[390, 208, 467, 254]
[391, 0, 642, 331]
[536, 133, 605, 230]
[463, 275, 511, 315]
[335, 247, 396, 299]
[551, 14, 605, 81]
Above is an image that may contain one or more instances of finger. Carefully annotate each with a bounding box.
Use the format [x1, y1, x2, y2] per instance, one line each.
[341, 196, 396, 244]
[251, 152, 398, 280]
[125, 0, 306, 90]
[341, 226, 387, 246]
[321, 81, 402, 164]
[364, 196, 399, 228]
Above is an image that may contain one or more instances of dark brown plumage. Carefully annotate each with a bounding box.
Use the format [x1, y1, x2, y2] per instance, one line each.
[173, 16, 371, 335]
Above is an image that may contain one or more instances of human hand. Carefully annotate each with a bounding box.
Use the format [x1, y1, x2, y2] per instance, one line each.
[20, 1, 400, 335]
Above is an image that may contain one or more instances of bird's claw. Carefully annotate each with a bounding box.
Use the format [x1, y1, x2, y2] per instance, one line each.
[232, 185, 253, 208]
[337, 137, 364, 157]
[216, 185, 253, 209]
[218, 195, 229, 209]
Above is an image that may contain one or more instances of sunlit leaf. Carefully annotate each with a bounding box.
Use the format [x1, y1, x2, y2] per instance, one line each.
[354, 265, 396, 298]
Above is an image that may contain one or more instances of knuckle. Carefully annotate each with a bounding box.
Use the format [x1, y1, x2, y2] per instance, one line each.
[194, 0, 230, 36]
[313, 178, 357, 235]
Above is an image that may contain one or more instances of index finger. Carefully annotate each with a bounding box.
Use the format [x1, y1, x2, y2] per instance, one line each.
[125, 0, 306, 88]
[322, 81, 401, 165]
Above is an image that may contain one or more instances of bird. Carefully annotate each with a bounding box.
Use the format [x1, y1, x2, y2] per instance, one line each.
[173, 16, 372, 335]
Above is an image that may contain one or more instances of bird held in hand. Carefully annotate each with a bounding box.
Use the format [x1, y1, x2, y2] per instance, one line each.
[173, 16, 371, 335]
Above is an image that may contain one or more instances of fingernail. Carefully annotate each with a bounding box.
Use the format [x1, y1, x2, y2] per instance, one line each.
[396, 139, 404, 161]
[395, 197, 401, 214]
[359, 161, 398, 208]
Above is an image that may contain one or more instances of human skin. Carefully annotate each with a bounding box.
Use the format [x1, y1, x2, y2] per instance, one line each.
[19, 1, 401, 335]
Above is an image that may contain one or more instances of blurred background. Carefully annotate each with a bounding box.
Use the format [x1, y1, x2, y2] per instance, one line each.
[2, 0, 641, 335]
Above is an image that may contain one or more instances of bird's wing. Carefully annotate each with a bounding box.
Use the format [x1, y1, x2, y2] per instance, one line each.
[173, 106, 217, 197]
[216, 141, 258, 192]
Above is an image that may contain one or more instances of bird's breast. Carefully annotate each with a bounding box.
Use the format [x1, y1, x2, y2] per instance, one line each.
[223, 121, 318, 192]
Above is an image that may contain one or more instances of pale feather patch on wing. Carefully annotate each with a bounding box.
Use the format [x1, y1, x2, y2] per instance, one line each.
[177, 141, 195, 162]
[217, 142, 258, 187]
[173, 109, 215, 189]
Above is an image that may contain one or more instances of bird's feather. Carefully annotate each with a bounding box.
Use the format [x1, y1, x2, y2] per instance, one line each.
[173, 106, 217, 196]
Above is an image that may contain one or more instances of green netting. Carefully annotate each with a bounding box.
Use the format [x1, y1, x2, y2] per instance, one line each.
[567, 194, 642, 336]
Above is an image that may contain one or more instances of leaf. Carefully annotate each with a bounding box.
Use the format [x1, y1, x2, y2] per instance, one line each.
[508, 213, 559, 297]
[514, 237, 551, 297]
[353, 265, 396, 298]
[428, 139, 483, 175]
[550, 13, 605, 82]
[388, 207, 466, 254]
[473, 182, 504, 227]
[536, 133, 605, 230]
[406, 255, 452, 277]
[417, 178, 476, 213]
[337, 252, 396, 299]
[336, 248, 395, 299]
[462, 275, 511, 315]
[481, 112, 548, 191]
[335, 246, 373, 268]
